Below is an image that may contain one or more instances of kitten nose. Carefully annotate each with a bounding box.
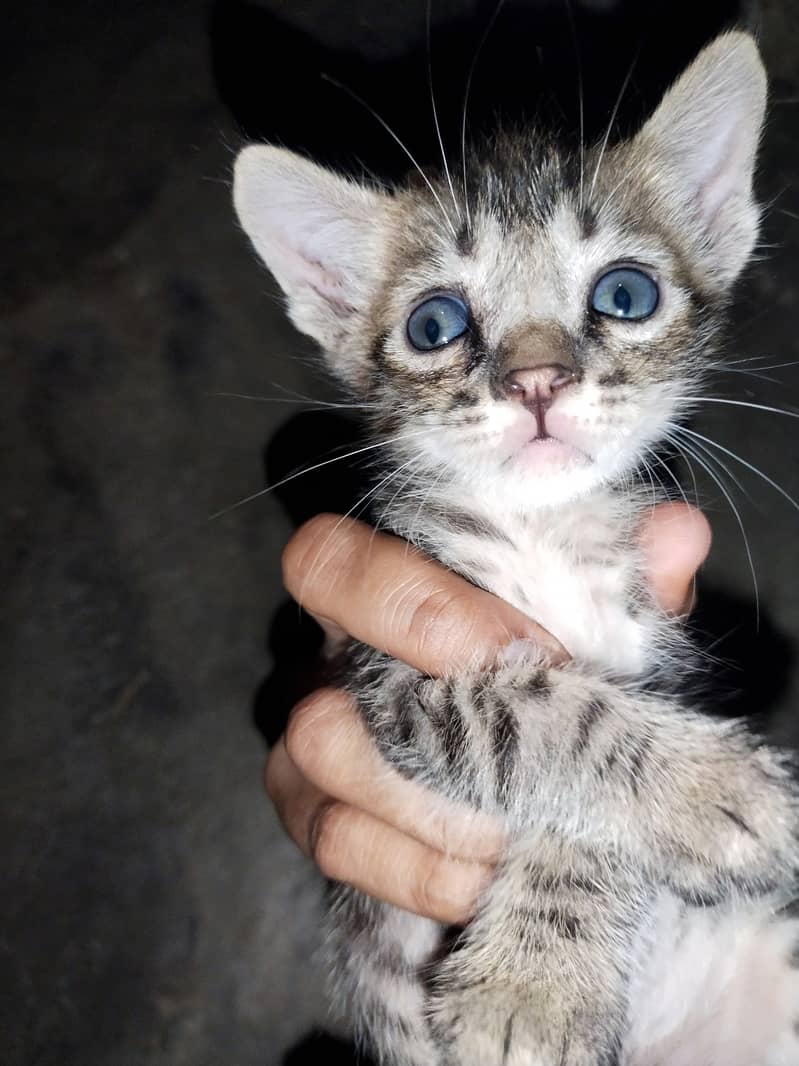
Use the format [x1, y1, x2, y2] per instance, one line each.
[502, 365, 575, 407]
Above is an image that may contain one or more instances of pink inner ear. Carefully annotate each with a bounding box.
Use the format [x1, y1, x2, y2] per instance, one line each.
[695, 127, 746, 230]
[274, 228, 358, 316]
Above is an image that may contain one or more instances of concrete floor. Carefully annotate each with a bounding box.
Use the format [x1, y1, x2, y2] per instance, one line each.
[2, 1, 799, 1063]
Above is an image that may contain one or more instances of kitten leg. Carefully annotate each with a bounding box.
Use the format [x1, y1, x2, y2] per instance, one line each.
[346, 650, 797, 1065]
[356, 653, 799, 902]
[428, 833, 646, 1066]
[326, 884, 444, 1066]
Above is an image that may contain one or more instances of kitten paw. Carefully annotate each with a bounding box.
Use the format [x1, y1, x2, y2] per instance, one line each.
[430, 983, 619, 1066]
[667, 738, 799, 896]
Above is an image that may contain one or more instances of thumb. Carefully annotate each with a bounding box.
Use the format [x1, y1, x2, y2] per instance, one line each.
[640, 502, 712, 615]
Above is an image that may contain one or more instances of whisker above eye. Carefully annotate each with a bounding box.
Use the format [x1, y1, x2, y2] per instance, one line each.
[460, 0, 509, 234]
[563, 0, 586, 215]
[320, 73, 459, 239]
[426, 0, 463, 225]
[587, 44, 641, 202]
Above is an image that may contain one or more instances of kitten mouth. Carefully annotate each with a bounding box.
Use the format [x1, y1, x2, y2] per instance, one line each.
[520, 435, 589, 466]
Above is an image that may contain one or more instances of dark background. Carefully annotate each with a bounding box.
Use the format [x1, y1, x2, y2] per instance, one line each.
[2, 1, 799, 1063]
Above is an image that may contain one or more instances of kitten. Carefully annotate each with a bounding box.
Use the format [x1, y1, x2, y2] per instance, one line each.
[233, 32, 799, 1066]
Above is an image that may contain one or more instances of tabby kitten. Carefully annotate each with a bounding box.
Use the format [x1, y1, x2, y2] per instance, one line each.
[234, 32, 799, 1066]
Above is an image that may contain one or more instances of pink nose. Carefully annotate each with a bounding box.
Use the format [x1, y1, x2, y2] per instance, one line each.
[502, 364, 575, 407]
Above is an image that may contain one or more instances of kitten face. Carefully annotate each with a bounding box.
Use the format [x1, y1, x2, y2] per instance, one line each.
[359, 156, 714, 507]
[234, 31, 766, 511]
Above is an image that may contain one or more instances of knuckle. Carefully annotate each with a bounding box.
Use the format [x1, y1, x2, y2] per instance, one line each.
[309, 800, 347, 877]
[414, 850, 451, 918]
[408, 586, 491, 662]
[409, 587, 468, 649]
[284, 690, 341, 778]
[281, 513, 355, 590]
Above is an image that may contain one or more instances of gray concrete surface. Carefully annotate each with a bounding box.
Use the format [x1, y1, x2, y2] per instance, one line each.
[2, 1, 798, 1063]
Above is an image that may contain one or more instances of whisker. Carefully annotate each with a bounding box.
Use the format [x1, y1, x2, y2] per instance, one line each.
[719, 360, 799, 373]
[427, 0, 462, 223]
[372, 458, 426, 533]
[563, 0, 585, 214]
[711, 369, 782, 385]
[321, 73, 458, 238]
[588, 45, 640, 202]
[666, 429, 760, 621]
[296, 454, 423, 609]
[670, 430, 748, 498]
[641, 444, 692, 509]
[673, 396, 799, 420]
[210, 390, 377, 410]
[403, 461, 451, 559]
[720, 354, 798, 367]
[460, 0, 508, 233]
[208, 427, 434, 520]
[639, 455, 664, 509]
[680, 426, 799, 515]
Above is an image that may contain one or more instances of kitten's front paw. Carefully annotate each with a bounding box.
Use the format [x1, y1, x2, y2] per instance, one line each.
[430, 983, 618, 1066]
[668, 737, 799, 897]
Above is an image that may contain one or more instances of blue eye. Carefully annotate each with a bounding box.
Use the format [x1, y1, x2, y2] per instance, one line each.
[407, 294, 469, 351]
[591, 267, 659, 321]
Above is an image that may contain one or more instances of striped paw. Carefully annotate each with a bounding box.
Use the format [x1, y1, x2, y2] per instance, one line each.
[430, 983, 619, 1066]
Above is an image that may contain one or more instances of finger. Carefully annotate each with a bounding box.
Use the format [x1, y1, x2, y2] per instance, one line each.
[282, 514, 568, 674]
[640, 503, 712, 615]
[309, 801, 494, 925]
[285, 689, 506, 864]
[265, 735, 328, 858]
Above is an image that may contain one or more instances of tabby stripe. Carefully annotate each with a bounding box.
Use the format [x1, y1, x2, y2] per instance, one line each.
[525, 669, 551, 699]
[371, 942, 417, 977]
[492, 698, 519, 807]
[716, 805, 757, 838]
[502, 1013, 515, 1064]
[574, 697, 608, 755]
[393, 689, 418, 750]
[437, 683, 469, 774]
[540, 908, 582, 940]
[599, 743, 621, 780]
[627, 734, 652, 798]
[525, 865, 601, 896]
[425, 503, 516, 547]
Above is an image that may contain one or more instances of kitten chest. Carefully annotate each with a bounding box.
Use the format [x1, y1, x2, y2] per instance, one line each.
[430, 510, 654, 676]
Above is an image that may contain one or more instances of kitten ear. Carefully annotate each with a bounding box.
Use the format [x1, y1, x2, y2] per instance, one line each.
[632, 31, 767, 287]
[233, 145, 392, 349]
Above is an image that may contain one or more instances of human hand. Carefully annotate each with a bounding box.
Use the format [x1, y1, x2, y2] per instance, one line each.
[266, 502, 711, 925]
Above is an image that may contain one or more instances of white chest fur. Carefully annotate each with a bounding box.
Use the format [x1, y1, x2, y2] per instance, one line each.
[404, 490, 657, 677]
[484, 532, 652, 675]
